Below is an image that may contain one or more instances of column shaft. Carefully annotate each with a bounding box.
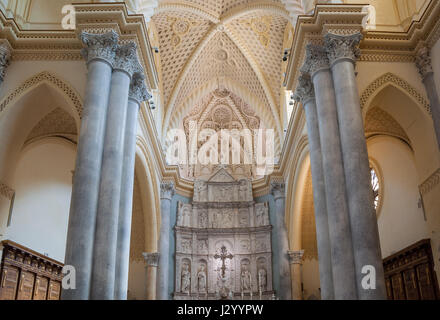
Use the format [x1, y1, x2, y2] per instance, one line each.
[114, 99, 139, 300]
[288, 250, 304, 300]
[114, 73, 150, 300]
[416, 47, 440, 149]
[294, 74, 334, 299]
[62, 31, 117, 300]
[143, 252, 159, 300]
[156, 183, 174, 300]
[303, 44, 357, 299]
[325, 33, 386, 299]
[271, 182, 292, 300]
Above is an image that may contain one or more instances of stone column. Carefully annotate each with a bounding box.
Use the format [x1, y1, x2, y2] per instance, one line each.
[325, 33, 386, 300]
[293, 74, 334, 300]
[114, 73, 151, 300]
[288, 250, 304, 300]
[62, 31, 118, 300]
[91, 42, 141, 300]
[301, 43, 357, 299]
[416, 46, 440, 150]
[270, 182, 292, 300]
[156, 182, 175, 300]
[143, 252, 159, 300]
[0, 43, 11, 86]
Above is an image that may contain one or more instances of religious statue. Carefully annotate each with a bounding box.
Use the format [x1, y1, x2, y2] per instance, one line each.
[258, 268, 267, 291]
[239, 180, 248, 200]
[197, 264, 207, 293]
[194, 180, 207, 202]
[240, 264, 252, 292]
[255, 204, 268, 226]
[181, 263, 191, 294]
[198, 210, 208, 228]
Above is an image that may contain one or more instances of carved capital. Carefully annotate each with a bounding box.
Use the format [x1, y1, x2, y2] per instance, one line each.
[293, 73, 315, 105]
[0, 43, 11, 84]
[114, 42, 143, 78]
[0, 181, 15, 200]
[79, 31, 119, 66]
[161, 181, 175, 200]
[270, 181, 285, 200]
[300, 44, 330, 76]
[324, 32, 362, 66]
[143, 252, 160, 267]
[288, 250, 304, 265]
[129, 73, 152, 104]
[415, 46, 433, 80]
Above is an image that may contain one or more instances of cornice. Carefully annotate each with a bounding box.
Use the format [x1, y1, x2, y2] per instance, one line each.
[284, 1, 440, 92]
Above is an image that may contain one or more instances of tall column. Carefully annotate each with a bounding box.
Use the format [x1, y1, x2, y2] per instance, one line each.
[114, 73, 151, 300]
[288, 250, 304, 300]
[156, 182, 175, 300]
[301, 43, 357, 299]
[91, 42, 140, 300]
[143, 252, 159, 300]
[325, 33, 386, 300]
[416, 46, 440, 149]
[270, 181, 292, 300]
[293, 74, 334, 300]
[0, 43, 11, 86]
[62, 31, 118, 300]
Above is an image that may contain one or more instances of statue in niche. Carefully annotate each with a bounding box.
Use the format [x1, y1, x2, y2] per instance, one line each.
[194, 180, 207, 202]
[255, 204, 268, 226]
[182, 206, 191, 227]
[222, 209, 233, 227]
[258, 268, 267, 291]
[220, 186, 228, 201]
[239, 212, 248, 227]
[240, 263, 252, 292]
[181, 262, 191, 294]
[239, 180, 248, 200]
[198, 210, 208, 228]
[197, 264, 207, 293]
[198, 239, 208, 252]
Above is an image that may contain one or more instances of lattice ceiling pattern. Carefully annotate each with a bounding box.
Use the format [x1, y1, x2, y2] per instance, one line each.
[365, 107, 410, 144]
[151, 0, 290, 144]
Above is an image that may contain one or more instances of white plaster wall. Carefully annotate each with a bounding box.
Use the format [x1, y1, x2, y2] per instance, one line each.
[4, 138, 75, 262]
[302, 258, 321, 300]
[367, 135, 430, 258]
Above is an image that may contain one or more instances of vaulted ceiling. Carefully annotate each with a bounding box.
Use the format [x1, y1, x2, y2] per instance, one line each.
[149, 0, 293, 153]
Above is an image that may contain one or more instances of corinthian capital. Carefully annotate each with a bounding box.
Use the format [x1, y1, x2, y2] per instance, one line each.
[324, 32, 362, 66]
[161, 181, 175, 200]
[0, 43, 11, 84]
[415, 46, 433, 80]
[300, 44, 329, 76]
[288, 250, 304, 265]
[129, 73, 152, 104]
[270, 181, 285, 199]
[80, 30, 119, 66]
[293, 73, 315, 105]
[143, 252, 160, 267]
[114, 42, 143, 78]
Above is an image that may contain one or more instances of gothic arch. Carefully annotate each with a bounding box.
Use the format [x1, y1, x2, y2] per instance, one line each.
[0, 71, 83, 127]
[360, 72, 431, 118]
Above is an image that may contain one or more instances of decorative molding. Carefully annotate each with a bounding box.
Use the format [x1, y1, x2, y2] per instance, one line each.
[415, 46, 433, 80]
[419, 168, 440, 196]
[143, 252, 160, 267]
[0, 71, 83, 118]
[79, 30, 119, 66]
[359, 72, 431, 116]
[0, 181, 14, 200]
[160, 181, 175, 200]
[288, 250, 304, 265]
[0, 42, 11, 84]
[293, 73, 314, 105]
[324, 32, 362, 66]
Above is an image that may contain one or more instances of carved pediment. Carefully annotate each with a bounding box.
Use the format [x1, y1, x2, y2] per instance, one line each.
[208, 168, 236, 183]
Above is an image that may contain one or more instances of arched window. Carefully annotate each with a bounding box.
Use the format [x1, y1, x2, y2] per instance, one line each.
[370, 166, 380, 211]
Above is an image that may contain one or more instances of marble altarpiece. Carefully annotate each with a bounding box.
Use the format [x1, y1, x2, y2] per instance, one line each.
[173, 168, 274, 300]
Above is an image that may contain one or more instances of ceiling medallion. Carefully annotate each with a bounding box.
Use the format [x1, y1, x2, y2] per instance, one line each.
[215, 49, 228, 61]
[167, 16, 199, 49]
[242, 16, 272, 48]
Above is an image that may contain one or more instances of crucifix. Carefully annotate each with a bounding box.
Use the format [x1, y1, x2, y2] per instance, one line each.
[214, 245, 233, 278]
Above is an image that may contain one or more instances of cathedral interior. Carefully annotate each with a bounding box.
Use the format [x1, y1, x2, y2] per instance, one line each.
[0, 0, 439, 300]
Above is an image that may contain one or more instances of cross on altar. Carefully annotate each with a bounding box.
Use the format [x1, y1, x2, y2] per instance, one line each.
[214, 246, 233, 278]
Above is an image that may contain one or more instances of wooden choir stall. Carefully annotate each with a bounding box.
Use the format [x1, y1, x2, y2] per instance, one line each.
[0, 240, 63, 300]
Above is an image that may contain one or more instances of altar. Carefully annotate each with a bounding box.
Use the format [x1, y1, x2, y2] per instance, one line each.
[173, 168, 274, 300]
